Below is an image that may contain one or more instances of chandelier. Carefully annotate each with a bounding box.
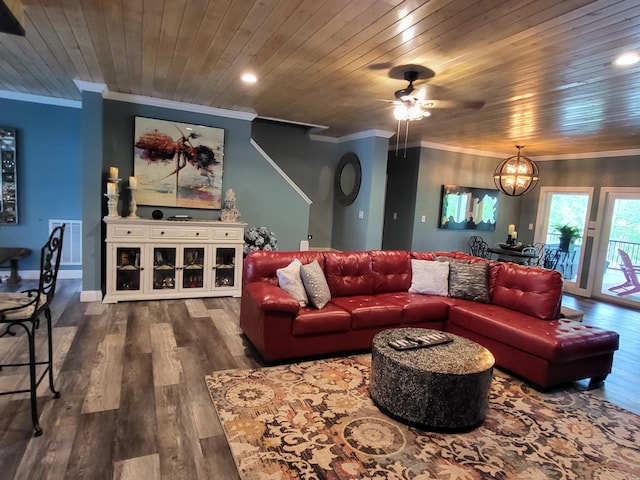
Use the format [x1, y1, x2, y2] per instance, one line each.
[493, 146, 539, 196]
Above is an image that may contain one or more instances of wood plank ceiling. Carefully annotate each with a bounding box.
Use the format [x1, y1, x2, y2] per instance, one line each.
[1, 0, 640, 157]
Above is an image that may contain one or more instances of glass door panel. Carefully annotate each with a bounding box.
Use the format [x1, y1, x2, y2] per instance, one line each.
[535, 188, 593, 295]
[116, 247, 142, 291]
[153, 247, 176, 290]
[215, 247, 237, 287]
[182, 247, 205, 289]
[597, 193, 640, 306]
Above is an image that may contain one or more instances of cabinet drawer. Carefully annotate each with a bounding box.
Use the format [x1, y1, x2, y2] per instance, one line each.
[111, 226, 147, 238]
[149, 227, 209, 239]
[213, 228, 242, 241]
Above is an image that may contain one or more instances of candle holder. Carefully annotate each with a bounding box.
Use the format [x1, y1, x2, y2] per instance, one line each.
[107, 178, 121, 194]
[128, 187, 139, 218]
[105, 193, 120, 217]
[506, 234, 515, 246]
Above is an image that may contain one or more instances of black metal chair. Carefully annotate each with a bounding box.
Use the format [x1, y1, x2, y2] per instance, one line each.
[468, 235, 490, 258]
[542, 247, 561, 270]
[528, 242, 546, 267]
[0, 224, 65, 436]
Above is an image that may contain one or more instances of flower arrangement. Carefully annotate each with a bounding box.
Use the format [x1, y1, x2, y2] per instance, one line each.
[244, 226, 278, 256]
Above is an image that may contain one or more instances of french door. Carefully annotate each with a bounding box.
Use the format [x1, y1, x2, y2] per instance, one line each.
[592, 188, 640, 307]
[534, 187, 593, 295]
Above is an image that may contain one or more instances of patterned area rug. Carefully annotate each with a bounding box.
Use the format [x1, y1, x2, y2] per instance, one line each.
[206, 354, 640, 479]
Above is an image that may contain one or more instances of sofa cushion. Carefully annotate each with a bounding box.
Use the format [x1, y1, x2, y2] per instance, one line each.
[448, 261, 490, 303]
[276, 259, 308, 307]
[448, 303, 619, 363]
[300, 260, 332, 309]
[292, 304, 351, 336]
[491, 263, 563, 319]
[370, 250, 411, 293]
[243, 250, 325, 286]
[325, 251, 375, 297]
[409, 259, 449, 296]
[331, 295, 403, 330]
[376, 292, 450, 324]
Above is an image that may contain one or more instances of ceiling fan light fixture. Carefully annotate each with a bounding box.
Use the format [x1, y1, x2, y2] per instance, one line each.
[393, 103, 430, 121]
[493, 146, 539, 196]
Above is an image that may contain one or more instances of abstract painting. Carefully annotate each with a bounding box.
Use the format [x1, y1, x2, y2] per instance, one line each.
[134, 117, 224, 209]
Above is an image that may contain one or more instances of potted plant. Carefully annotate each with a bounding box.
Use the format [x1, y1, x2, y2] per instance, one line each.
[554, 224, 581, 252]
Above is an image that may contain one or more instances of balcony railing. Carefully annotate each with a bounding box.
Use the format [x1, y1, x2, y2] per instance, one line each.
[545, 233, 640, 270]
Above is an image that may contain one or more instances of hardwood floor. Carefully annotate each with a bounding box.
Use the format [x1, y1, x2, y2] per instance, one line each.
[0, 279, 638, 480]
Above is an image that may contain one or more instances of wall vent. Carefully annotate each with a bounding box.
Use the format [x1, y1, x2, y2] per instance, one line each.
[49, 219, 82, 265]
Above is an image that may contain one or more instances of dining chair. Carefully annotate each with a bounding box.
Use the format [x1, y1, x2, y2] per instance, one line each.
[608, 249, 640, 296]
[529, 242, 546, 267]
[0, 224, 65, 436]
[467, 235, 490, 259]
[542, 248, 561, 270]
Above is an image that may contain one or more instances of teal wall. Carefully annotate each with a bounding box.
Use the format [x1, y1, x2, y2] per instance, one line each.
[0, 97, 81, 272]
[6, 91, 640, 299]
[251, 121, 338, 248]
[92, 98, 311, 292]
[407, 147, 522, 253]
[332, 134, 390, 251]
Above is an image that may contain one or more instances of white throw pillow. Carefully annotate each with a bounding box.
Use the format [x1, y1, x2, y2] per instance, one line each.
[408, 259, 450, 296]
[276, 258, 308, 307]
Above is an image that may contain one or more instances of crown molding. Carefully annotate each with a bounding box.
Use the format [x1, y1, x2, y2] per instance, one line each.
[73, 80, 107, 94]
[310, 129, 395, 144]
[416, 140, 506, 159]
[535, 149, 640, 161]
[72, 80, 256, 121]
[104, 90, 257, 121]
[257, 115, 329, 132]
[0, 89, 81, 108]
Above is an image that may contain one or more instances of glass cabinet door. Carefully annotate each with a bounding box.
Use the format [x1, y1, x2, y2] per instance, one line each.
[153, 247, 177, 290]
[182, 247, 205, 289]
[116, 247, 142, 291]
[214, 247, 237, 287]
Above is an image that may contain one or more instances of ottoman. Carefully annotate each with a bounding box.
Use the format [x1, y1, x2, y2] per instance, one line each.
[369, 328, 495, 431]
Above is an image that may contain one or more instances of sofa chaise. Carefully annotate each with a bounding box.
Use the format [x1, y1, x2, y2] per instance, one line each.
[240, 249, 619, 390]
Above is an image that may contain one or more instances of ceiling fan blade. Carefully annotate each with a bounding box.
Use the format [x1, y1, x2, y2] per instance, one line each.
[426, 99, 485, 109]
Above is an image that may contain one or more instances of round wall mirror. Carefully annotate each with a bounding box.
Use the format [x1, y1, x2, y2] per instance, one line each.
[335, 152, 362, 205]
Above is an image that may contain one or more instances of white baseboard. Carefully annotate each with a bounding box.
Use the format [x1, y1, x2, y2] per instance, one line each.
[80, 290, 103, 302]
[13, 269, 82, 280]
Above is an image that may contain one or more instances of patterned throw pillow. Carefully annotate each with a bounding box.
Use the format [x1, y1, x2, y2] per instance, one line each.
[300, 260, 332, 309]
[408, 259, 449, 296]
[448, 261, 490, 303]
[276, 258, 308, 307]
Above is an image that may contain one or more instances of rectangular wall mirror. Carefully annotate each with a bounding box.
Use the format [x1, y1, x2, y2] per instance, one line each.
[1, 127, 18, 224]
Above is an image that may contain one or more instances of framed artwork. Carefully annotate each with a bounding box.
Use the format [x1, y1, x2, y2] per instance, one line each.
[134, 117, 224, 209]
[439, 184, 498, 231]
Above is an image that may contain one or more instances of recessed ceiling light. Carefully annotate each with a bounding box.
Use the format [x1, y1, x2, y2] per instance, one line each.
[614, 52, 639, 66]
[241, 73, 257, 83]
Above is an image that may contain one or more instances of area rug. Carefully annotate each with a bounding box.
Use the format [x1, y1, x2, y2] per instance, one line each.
[206, 354, 640, 479]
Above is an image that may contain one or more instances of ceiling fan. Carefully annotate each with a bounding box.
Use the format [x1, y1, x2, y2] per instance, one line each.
[388, 64, 485, 120]
[386, 64, 485, 156]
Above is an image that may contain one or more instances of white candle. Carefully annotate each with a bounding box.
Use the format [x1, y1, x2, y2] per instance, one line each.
[129, 176, 138, 189]
[508, 224, 515, 235]
[109, 166, 118, 180]
[512, 231, 517, 239]
[107, 182, 116, 196]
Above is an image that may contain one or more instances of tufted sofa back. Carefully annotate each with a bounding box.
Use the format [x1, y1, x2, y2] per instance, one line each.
[242, 249, 563, 319]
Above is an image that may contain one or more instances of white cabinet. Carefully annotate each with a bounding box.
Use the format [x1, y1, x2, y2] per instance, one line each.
[104, 217, 245, 303]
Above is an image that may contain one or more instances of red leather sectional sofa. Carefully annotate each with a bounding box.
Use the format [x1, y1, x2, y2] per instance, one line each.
[240, 249, 619, 390]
